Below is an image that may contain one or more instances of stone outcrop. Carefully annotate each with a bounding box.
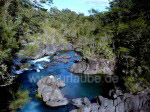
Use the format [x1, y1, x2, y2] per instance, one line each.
[31, 44, 73, 59]
[37, 76, 68, 107]
[70, 89, 150, 112]
[70, 58, 115, 75]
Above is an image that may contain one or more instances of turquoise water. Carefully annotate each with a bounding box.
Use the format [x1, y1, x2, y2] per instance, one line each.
[16, 51, 102, 112]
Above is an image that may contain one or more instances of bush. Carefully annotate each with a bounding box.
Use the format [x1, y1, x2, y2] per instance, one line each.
[124, 76, 145, 93]
[9, 90, 31, 111]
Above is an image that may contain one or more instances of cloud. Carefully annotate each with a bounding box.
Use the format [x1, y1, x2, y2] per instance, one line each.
[78, 0, 109, 7]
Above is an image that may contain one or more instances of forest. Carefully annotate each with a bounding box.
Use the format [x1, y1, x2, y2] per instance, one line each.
[0, 0, 150, 111]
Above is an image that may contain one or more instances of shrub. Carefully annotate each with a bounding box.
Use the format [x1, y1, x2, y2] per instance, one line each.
[124, 76, 145, 93]
[9, 90, 31, 111]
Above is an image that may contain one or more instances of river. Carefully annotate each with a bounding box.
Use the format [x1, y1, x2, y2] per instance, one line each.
[13, 51, 102, 112]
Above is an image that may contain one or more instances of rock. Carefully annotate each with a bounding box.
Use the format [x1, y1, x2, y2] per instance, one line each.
[74, 53, 79, 57]
[52, 56, 59, 60]
[37, 76, 66, 88]
[60, 59, 68, 64]
[69, 109, 78, 112]
[46, 98, 68, 107]
[109, 89, 124, 98]
[98, 96, 115, 112]
[98, 90, 150, 112]
[70, 89, 150, 112]
[79, 106, 91, 112]
[70, 102, 100, 112]
[37, 76, 68, 107]
[89, 103, 100, 111]
[70, 61, 87, 74]
[71, 98, 99, 112]
[49, 62, 57, 66]
[83, 97, 91, 106]
[60, 54, 71, 59]
[70, 58, 115, 75]
[72, 97, 91, 108]
[53, 54, 71, 60]
[43, 64, 49, 68]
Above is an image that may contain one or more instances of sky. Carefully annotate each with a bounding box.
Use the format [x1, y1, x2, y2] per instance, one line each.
[45, 0, 110, 15]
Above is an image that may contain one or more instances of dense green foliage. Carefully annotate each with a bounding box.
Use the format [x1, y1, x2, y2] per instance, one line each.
[0, 0, 20, 86]
[108, 0, 150, 93]
[0, 0, 150, 94]
[0, 0, 53, 85]
[48, 8, 114, 59]
[9, 89, 31, 111]
[47, 1, 150, 93]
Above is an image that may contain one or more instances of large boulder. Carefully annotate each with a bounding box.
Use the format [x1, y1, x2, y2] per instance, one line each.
[37, 76, 65, 88]
[70, 58, 115, 75]
[37, 76, 69, 107]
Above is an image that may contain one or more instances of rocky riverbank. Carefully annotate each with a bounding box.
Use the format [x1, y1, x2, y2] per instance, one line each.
[12, 49, 150, 112]
[13, 44, 73, 74]
[70, 58, 115, 75]
[37, 74, 150, 112]
[15, 42, 115, 76]
[17, 43, 74, 59]
[70, 89, 150, 112]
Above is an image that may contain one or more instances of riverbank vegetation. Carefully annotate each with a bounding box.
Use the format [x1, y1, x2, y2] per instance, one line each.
[0, 0, 150, 110]
[9, 89, 30, 112]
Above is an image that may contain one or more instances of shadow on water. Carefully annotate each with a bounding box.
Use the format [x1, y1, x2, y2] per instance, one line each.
[15, 51, 105, 112]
